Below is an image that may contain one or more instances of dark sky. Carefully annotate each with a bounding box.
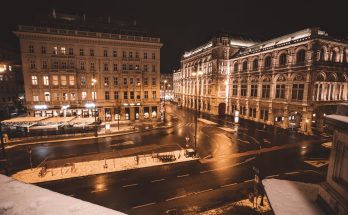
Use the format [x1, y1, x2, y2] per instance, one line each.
[0, 0, 346, 73]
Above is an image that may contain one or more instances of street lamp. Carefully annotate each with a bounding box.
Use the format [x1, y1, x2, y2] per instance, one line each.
[91, 78, 98, 137]
[192, 71, 203, 152]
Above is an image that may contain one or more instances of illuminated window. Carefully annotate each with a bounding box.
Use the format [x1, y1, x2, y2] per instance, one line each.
[52, 75, 58, 85]
[92, 92, 97, 100]
[81, 91, 87, 100]
[31, 76, 38, 85]
[43, 76, 49, 86]
[152, 91, 156, 99]
[61, 75, 67, 85]
[61, 47, 66, 54]
[104, 77, 109, 86]
[81, 76, 86, 85]
[44, 92, 50, 102]
[70, 93, 76, 101]
[63, 93, 68, 101]
[69, 75, 75, 85]
[33, 95, 39, 102]
[53, 46, 58, 55]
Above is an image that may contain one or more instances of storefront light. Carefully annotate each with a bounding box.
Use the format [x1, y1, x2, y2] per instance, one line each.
[61, 105, 70, 110]
[0, 64, 6, 72]
[85, 103, 95, 108]
[130, 103, 135, 106]
[123, 103, 128, 106]
[34, 105, 48, 110]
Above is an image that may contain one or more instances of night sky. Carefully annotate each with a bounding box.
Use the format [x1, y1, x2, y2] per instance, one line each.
[0, 0, 346, 73]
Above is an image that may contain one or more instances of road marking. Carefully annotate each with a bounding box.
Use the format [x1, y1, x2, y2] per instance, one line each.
[237, 139, 250, 144]
[165, 194, 189, 201]
[151, 178, 165, 183]
[285, 171, 300, 175]
[91, 188, 108, 193]
[244, 179, 254, 183]
[221, 183, 237, 188]
[194, 188, 213, 195]
[132, 202, 156, 209]
[266, 174, 279, 178]
[200, 169, 214, 174]
[122, 183, 138, 188]
[177, 174, 189, 178]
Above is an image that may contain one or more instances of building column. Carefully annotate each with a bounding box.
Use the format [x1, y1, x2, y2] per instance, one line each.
[316, 83, 320, 101]
[255, 101, 260, 122]
[283, 107, 289, 129]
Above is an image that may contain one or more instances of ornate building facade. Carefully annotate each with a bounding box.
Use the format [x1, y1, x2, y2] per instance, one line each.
[175, 28, 348, 134]
[15, 12, 162, 121]
[0, 46, 23, 119]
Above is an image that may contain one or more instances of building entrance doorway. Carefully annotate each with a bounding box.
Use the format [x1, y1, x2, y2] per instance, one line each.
[218, 103, 226, 115]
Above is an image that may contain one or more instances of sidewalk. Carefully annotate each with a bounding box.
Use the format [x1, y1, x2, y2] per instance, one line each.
[12, 149, 198, 184]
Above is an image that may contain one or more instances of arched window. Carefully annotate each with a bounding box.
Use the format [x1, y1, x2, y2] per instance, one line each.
[319, 48, 325, 61]
[279, 53, 287, 66]
[331, 50, 337, 62]
[242, 61, 248, 71]
[296, 49, 306, 63]
[252, 59, 258, 71]
[264, 56, 271, 68]
[234, 63, 239, 72]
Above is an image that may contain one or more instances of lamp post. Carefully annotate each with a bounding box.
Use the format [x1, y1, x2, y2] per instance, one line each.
[192, 71, 202, 151]
[163, 80, 167, 122]
[91, 78, 98, 137]
[0, 121, 5, 158]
